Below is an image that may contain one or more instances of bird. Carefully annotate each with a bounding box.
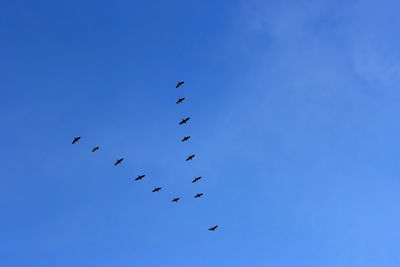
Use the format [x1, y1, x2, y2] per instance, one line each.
[72, 137, 81, 144]
[135, 174, 145, 181]
[114, 158, 124, 166]
[152, 187, 162, 192]
[92, 146, 99, 152]
[194, 193, 203, 198]
[172, 197, 180, 202]
[186, 154, 195, 161]
[176, 97, 185, 104]
[179, 117, 190, 125]
[181, 136, 191, 142]
[192, 176, 201, 183]
[208, 225, 218, 231]
[176, 81, 184, 88]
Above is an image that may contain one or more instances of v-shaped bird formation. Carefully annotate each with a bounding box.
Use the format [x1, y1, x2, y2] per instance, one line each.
[71, 81, 218, 232]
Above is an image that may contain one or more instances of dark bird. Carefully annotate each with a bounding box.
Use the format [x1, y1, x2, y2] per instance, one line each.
[92, 146, 99, 152]
[135, 174, 145, 181]
[186, 154, 195, 161]
[152, 187, 162, 192]
[172, 197, 180, 202]
[72, 137, 81, 144]
[179, 117, 190, 125]
[176, 81, 184, 88]
[194, 193, 203, 198]
[114, 158, 124, 166]
[192, 176, 201, 183]
[181, 136, 191, 142]
[208, 225, 218, 231]
[176, 97, 185, 104]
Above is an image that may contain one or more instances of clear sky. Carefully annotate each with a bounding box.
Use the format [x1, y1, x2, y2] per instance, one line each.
[1, 0, 400, 266]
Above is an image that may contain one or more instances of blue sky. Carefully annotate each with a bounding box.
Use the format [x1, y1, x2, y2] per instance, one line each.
[1, 0, 400, 266]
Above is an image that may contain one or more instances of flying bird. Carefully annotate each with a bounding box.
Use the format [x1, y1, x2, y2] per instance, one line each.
[92, 146, 99, 152]
[72, 137, 81, 144]
[181, 136, 191, 142]
[208, 225, 218, 231]
[176, 81, 184, 88]
[179, 117, 190, 125]
[152, 187, 162, 192]
[194, 193, 203, 198]
[186, 154, 195, 161]
[176, 97, 185, 104]
[135, 174, 145, 181]
[114, 158, 124, 166]
[172, 197, 180, 203]
[192, 176, 201, 183]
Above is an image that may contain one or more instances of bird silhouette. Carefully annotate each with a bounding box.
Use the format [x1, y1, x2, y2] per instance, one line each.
[114, 158, 124, 166]
[208, 225, 218, 231]
[152, 187, 162, 192]
[186, 154, 195, 161]
[172, 197, 180, 202]
[92, 146, 99, 152]
[192, 176, 201, 183]
[176, 81, 184, 88]
[176, 97, 185, 104]
[181, 136, 191, 142]
[72, 137, 81, 144]
[135, 174, 145, 181]
[194, 193, 203, 198]
[179, 117, 190, 125]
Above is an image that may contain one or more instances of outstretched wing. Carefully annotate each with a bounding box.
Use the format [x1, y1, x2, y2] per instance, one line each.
[192, 176, 201, 183]
[209, 225, 218, 231]
[176, 81, 184, 88]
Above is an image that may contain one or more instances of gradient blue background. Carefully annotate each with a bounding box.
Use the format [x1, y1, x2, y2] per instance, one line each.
[1, 0, 400, 266]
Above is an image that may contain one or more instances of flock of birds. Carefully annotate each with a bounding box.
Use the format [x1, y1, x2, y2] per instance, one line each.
[71, 81, 218, 232]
